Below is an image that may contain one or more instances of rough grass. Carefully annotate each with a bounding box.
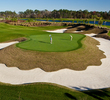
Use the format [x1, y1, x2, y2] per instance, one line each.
[0, 36, 105, 72]
[0, 82, 110, 100]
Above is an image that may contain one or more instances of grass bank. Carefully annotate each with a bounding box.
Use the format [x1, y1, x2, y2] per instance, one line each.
[0, 82, 110, 100]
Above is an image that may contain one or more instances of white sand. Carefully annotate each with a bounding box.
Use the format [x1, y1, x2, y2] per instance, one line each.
[0, 30, 110, 91]
[0, 41, 19, 50]
[73, 30, 83, 33]
[47, 29, 67, 33]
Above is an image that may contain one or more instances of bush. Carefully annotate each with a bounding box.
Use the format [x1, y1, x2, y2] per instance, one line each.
[11, 18, 18, 22]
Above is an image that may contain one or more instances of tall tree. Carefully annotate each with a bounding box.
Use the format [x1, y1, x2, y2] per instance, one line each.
[97, 17, 103, 27]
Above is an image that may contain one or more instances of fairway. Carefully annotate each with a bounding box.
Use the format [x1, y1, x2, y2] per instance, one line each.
[17, 34, 85, 52]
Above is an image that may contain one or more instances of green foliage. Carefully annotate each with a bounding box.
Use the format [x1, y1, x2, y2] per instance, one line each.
[27, 18, 34, 22]
[84, 19, 88, 23]
[0, 9, 110, 20]
[46, 18, 49, 21]
[11, 18, 18, 22]
[5, 17, 9, 20]
[99, 20, 103, 26]
[52, 18, 55, 22]
[87, 21, 89, 24]
[60, 18, 63, 22]
[72, 20, 74, 23]
[96, 17, 103, 27]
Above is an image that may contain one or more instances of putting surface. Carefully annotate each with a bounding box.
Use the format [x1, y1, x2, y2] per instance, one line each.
[17, 33, 85, 52]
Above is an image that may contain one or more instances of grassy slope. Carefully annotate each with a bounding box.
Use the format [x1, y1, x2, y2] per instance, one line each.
[0, 23, 67, 43]
[17, 34, 85, 52]
[0, 83, 110, 100]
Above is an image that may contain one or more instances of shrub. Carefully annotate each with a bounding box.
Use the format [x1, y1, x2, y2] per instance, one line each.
[11, 18, 18, 22]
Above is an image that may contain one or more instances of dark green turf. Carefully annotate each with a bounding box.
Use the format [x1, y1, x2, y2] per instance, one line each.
[17, 34, 85, 52]
[0, 83, 110, 100]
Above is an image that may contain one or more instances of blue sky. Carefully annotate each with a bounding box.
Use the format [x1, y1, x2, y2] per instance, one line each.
[0, 0, 110, 13]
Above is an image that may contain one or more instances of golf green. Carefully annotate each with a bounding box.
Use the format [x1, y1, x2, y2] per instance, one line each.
[17, 33, 85, 52]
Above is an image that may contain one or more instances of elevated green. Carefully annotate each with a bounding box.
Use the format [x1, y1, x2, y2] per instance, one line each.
[17, 34, 85, 52]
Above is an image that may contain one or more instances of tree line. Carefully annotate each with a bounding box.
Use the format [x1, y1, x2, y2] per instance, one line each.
[0, 9, 110, 20]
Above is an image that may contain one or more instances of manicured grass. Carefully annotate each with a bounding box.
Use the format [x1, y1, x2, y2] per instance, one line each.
[0, 23, 67, 43]
[0, 83, 110, 100]
[17, 34, 85, 52]
[108, 31, 110, 36]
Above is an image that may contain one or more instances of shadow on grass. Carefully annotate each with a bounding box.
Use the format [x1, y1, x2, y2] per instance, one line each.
[60, 39, 69, 40]
[38, 41, 50, 44]
[70, 86, 110, 100]
[65, 93, 77, 100]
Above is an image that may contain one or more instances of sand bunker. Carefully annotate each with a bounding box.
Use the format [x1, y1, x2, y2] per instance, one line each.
[0, 29, 110, 91]
[47, 29, 67, 33]
[0, 41, 19, 50]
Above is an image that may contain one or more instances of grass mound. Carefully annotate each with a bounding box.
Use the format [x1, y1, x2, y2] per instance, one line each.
[0, 82, 110, 100]
[17, 34, 85, 52]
